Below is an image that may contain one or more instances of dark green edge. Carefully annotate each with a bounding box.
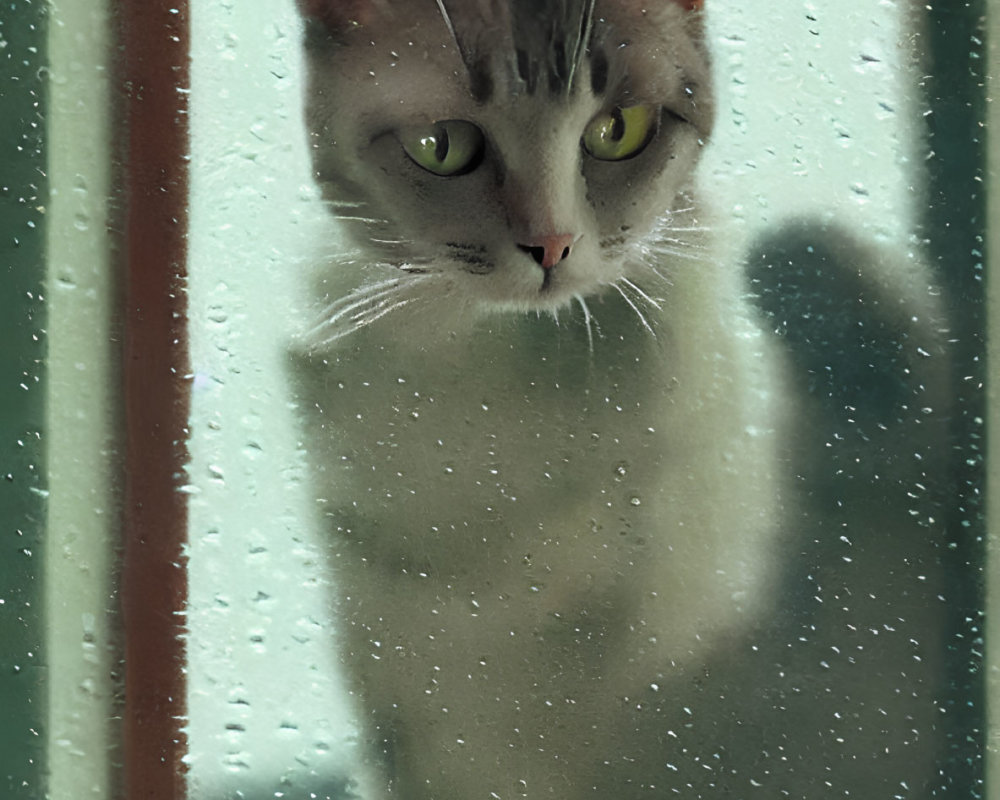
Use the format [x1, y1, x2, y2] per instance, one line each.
[0, 1, 48, 796]
[921, 3, 989, 796]
[0, 2, 986, 797]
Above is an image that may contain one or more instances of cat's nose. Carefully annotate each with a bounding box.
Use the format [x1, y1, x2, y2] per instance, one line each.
[518, 234, 575, 269]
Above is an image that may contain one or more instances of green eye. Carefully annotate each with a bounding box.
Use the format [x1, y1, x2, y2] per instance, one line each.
[400, 120, 485, 176]
[582, 104, 659, 161]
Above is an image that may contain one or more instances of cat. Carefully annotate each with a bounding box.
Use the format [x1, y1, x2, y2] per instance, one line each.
[289, 1, 954, 797]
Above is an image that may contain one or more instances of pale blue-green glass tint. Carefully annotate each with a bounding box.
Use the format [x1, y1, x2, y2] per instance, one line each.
[181, 2, 990, 798]
[1, 2, 47, 795]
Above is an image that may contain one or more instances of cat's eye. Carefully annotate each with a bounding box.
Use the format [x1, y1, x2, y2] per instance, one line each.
[399, 119, 485, 177]
[582, 104, 659, 161]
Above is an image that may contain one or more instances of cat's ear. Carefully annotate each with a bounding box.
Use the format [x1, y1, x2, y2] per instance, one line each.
[673, 0, 704, 9]
[297, 0, 375, 33]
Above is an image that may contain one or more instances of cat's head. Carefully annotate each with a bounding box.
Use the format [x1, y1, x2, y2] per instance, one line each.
[298, 0, 712, 323]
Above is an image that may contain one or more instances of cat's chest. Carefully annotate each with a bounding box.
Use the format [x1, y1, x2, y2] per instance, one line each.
[298, 325, 688, 573]
[318, 342, 671, 485]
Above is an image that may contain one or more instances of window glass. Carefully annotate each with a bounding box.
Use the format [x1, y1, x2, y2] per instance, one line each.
[31, 0, 991, 797]
[1, 3, 47, 794]
[182, 2, 988, 797]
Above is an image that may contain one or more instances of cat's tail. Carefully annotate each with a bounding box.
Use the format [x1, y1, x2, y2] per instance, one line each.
[744, 218, 956, 697]
[746, 218, 951, 444]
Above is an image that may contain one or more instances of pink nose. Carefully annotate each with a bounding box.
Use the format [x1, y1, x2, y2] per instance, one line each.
[518, 234, 575, 269]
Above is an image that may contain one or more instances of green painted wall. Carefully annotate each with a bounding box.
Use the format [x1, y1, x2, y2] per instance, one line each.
[0, 1, 48, 796]
[922, 5, 989, 794]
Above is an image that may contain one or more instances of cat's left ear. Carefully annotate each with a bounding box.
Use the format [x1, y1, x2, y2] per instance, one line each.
[673, 0, 704, 9]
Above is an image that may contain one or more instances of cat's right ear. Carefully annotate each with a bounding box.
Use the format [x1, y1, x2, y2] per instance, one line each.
[297, 0, 375, 33]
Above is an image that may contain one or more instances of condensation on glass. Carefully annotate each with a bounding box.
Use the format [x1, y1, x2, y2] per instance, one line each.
[17, 1, 995, 798]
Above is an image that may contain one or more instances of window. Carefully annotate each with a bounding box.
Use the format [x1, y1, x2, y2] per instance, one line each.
[13, 1, 990, 797]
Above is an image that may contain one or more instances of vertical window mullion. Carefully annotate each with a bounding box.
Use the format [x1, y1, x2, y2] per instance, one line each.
[117, 2, 192, 797]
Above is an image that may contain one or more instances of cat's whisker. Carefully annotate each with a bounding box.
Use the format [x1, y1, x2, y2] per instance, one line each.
[639, 232, 707, 261]
[648, 266, 674, 287]
[657, 225, 711, 234]
[322, 274, 404, 305]
[565, 0, 596, 94]
[619, 277, 662, 311]
[323, 200, 387, 223]
[346, 297, 414, 332]
[305, 274, 435, 350]
[612, 281, 657, 337]
[310, 297, 415, 350]
[332, 215, 390, 225]
[434, 0, 461, 54]
[659, 221, 699, 233]
[657, 235, 705, 248]
[662, 211, 700, 224]
[651, 246, 708, 263]
[574, 294, 597, 353]
[311, 280, 407, 333]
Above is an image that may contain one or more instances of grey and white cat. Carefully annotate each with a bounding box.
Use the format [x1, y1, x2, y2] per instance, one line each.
[290, 1, 952, 797]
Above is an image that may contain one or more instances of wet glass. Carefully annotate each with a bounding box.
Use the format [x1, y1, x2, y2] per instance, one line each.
[14, 0, 993, 798]
[1, 3, 46, 795]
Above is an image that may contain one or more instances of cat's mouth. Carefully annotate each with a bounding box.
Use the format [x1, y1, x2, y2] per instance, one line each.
[515, 236, 576, 271]
[517, 233, 583, 296]
[540, 268, 555, 293]
[444, 235, 594, 307]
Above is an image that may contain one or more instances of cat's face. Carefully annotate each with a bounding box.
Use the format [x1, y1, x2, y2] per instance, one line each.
[299, 0, 712, 316]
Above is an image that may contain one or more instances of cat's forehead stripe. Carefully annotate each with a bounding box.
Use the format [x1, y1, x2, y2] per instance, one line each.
[589, 47, 609, 96]
[439, 0, 596, 100]
[507, 0, 594, 96]
[468, 57, 494, 104]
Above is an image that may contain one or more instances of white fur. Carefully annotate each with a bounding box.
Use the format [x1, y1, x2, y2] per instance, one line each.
[292, 2, 789, 796]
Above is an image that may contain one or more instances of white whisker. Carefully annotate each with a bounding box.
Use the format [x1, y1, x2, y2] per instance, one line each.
[332, 215, 388, 225]
[310, 280, 405, 333]
[434, 0, 460, 51]
[650, 246, 707, 263]
[311, 298, 414, 349]
[346, 297, 413, 332]
[575, 294, 596, 353]
[303, 270, 440, 350]
[612, 282, 656, 336]
[657, 235, 704, 248]
[657, 225, 710, 234]
[566, 0, 596, 94]
[619, 277, 662, 311]
[649, 266, 673, 286]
